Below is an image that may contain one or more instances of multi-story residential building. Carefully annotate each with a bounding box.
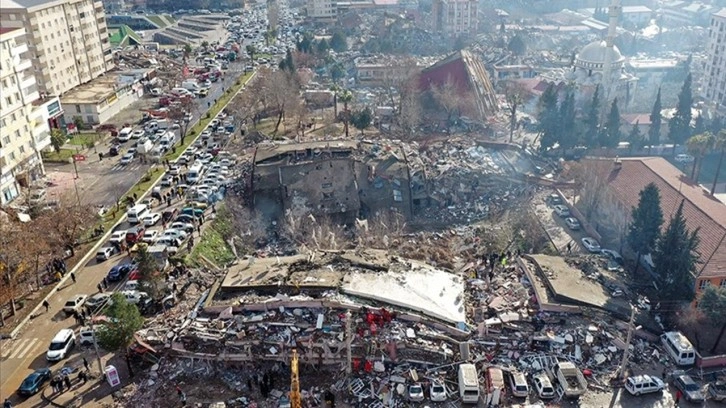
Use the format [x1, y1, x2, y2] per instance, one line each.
[702, 9, 726, 109]
[661, 1, 715, 27]
[0, 0, 114, 96]
[0, 27, 59, 205]
[306, 0, 336, 21]
[432, 0, 477, 36]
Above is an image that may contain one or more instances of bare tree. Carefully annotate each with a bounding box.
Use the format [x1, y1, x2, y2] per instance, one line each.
[397, 77, 423, 135]
[503, 81, 530, 143]
[40, 199, 95, 257]
[167, 97, 198, 144]
[0, 221, 30, 319]
[565, 160, 612, 221]
[430, 75, 473, 132]
[265, 70, 300, 134]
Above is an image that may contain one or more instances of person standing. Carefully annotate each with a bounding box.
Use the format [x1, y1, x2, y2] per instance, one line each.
[43, 300, 50, 312]
[97, 282, 104, 293]
[83, 356, 90, 371]
[70, 272, 76, 284]
[675, 389, 682, 406]
[63, 375, 71, 391]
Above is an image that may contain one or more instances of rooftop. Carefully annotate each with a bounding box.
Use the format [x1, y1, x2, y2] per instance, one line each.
[60, 69, 150, 104]
[587, 157, 726, 279]
[0, 27, 21, 35]
[0, 0, 83, 10]
[220, 250, 467, 324]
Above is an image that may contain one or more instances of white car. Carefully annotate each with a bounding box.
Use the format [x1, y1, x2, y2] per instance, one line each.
[131, 129, 145, 139]
[169, 166, 181, 176]
[553, 204, 570, 217]
[85, 293, 112, 309]
[78, 326, 97, 346]
[625, 375, 665, 396]
[120, 153, 134, 165]
[675, 154, 694, 163]
[109, 230, 127, 244]
[63, 294, 88, 315]
[407, 384, 424, 402]
[143, 212, 161, 226]
[170, 221, 194, 233]
[201, 129, 213, 139]
[581, 237, 602, 253]
[121, 290, 149, 305]
[124, 280, 140, 291]
[565, 217, 581, 230]
[142, 230, 160, 243]
[96, 246, 115, 261]
[430, 381, 447, 402]
[533, 372, 555, 399]
[162, 228, 188, 241]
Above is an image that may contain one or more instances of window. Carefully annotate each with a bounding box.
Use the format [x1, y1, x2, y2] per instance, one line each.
[2, 136, 10, 145]
[9, 151, 15, 160]
[14, 130, 21, 138]
[699, 280, 711, 290]
[75, 104, 81, 113]
[19, 145, 25, 153]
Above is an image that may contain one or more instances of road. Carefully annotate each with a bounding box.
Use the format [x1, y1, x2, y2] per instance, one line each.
[44, 62, 246, 209]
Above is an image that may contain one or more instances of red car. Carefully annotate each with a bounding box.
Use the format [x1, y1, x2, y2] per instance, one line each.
[125, 226, 146, 245]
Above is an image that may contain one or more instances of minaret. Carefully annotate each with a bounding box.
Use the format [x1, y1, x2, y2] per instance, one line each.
[602, 0, 621, 99]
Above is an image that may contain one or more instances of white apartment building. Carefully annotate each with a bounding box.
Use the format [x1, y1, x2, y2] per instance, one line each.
[432, 0, 477, 36]
[0, 27, 59, 205]
[0, 0, 113, 96]
[702, 9, 726, 109]
[306, 0, 336, 21]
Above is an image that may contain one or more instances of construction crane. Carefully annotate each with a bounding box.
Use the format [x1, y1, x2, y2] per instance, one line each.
[290, 349, 302, 408]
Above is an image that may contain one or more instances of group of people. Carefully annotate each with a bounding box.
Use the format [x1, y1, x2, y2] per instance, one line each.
[46, 258, 68, 283]
[247, 371, 276, 399]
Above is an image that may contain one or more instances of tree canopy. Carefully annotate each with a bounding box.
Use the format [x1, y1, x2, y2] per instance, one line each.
[654, 201, 699, 302]
[350, 108, 373, 135]
[96, 292, 144, 352]
[537, 84, 559, 151]
[668, 73, 693, 151]
[599, 98, 621, 148]
[330, 32, 347, 52]
[627, 183, 663, 271]
[698, 285, 726, 353]
[648, 87, 662, 148]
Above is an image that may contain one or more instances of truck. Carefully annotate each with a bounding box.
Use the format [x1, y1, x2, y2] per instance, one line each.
[552, 362, 587, 399]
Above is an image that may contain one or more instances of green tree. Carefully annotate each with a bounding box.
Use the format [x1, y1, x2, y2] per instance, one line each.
[72, 116, 84, 130]
[536, 84, 559, 151]
[201, 40, 209, 49]
[507, 35, 527, 56]
[350, 108, 372, 135]
[135, 246, 162, 298]
[96, 292, 144, 352]
[183, 43, 192, 58]
[558, 91, 577, 149]
[711, 130, 726, 196]
[668, 73, 693, 154]
[246, 44, 257, 60]
[316, 38, 330, 54]
[330, 31, 347, 52]
[627, 183, 664, 274]
[584, 85, 601, 148]
[709, 115, 723, 134]
[698, 285, 726, 353]
[627, 122, 644, 152]
[654, 201, 700, 302]
[694, 113, 706, 136]
[296, 32, 314, 53]
[50, 128, 66, 153]
[330, 63, 345, 83]
[599, 98, 622, 148]
[648, 87, 662, 154]
[337, 89, 353, 138]
[279, 49, 295, 72]
[686, 132, 715, 180]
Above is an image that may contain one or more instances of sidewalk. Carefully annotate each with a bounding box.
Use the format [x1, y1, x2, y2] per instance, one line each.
[40, 352, 129, 408]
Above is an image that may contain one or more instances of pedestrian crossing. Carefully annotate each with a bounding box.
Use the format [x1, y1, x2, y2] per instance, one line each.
[1, 337, 42, 360]
[110, 162, 144, 172]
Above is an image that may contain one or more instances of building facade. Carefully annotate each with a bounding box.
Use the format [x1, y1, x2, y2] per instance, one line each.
[431, 0, 477, 36]
[305, 0, 337, 21]
[702, 9, 726, 110]
[0, 0, 113, 96]
[0, 27, 59, 205]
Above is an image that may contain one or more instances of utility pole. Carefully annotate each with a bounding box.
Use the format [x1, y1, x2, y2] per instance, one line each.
[618, 306, 637, 379]
[345, 310, 353, 374]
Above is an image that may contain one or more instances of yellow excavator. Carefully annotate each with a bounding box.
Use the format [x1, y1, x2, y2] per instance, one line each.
[290, 349, 302, 408]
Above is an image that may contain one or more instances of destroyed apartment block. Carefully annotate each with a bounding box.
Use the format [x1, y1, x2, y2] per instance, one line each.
[249, 137, 550, 225]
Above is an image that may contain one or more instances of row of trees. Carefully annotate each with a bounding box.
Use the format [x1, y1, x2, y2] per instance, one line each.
[0, 199, 95, 322]
[627, 183, 726, 352]
[534, 73, 708, 154]
[685, 131, 726, 195]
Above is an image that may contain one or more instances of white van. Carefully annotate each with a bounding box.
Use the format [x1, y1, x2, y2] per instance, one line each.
[118, 127, 133, 142]
[127, 204, 150, 224]
[661, 331, 696, 365]
[458, 363, 480, 404]
[187, 162, 204, 184]
[624, 375, 665, 396]
[47, 328, 76, 361]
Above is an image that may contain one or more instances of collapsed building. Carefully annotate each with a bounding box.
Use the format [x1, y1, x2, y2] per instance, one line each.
[249, 138, 542, 224]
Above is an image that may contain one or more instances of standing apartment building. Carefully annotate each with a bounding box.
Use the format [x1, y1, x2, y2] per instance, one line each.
[432, 0, 477, 36]
[0, 27, 59, 205]
[0, 0, 113, 96]
[305, 0, 336, 22]
[702, 9, 726, 110]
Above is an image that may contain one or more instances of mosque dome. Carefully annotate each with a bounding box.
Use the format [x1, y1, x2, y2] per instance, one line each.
[575, 41, 625, 71]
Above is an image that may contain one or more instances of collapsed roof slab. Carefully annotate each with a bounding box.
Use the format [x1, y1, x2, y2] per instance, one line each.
[340, 260, 466, 324]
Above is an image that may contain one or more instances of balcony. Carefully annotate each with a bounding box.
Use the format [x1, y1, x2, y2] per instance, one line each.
[11, 43, 29, 57]
[14, 57, 32, 73]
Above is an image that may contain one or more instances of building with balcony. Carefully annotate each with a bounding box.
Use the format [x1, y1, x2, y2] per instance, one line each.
[702, 9, 726, 110]
[0, 27, 60, 205]
[431, 0, 477, 36]
[0, 0, 114, 96]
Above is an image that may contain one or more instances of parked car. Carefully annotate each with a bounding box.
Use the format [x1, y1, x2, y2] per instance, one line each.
[581, 237, 601, 253]
[142, 230, 160, 243]
[96, 246, 115, 262]
[674, 375, 705, 403]
[107, 262, 137, 281]
[17, 368, 52, 396]
[63, 294, 88, 316]
[407, 383, 424, 402]
[109, 230, 127, 245]
[126, 226, 146, 244]
[533, 372, 555, 399]
[120, 153, 134, 165]
[675, 154, 695, 163]
[429, 380, 447, 402]
[162, 209, 178, 223]
[547, 193, 563, 206]
[565, 217, 581, 230]
[508, 371, 530, 398]
[85, 293, 112, 309]
[553, 205, 570, 217]
[624, 375, 664, 396]
[170, 221, 194, 233]
[708, 381, 726, 402]
[78, 326, 97, 346]
[143, 212, 162, 226]
[162, 228, 188, 241]
[121, 290, 150, 305]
